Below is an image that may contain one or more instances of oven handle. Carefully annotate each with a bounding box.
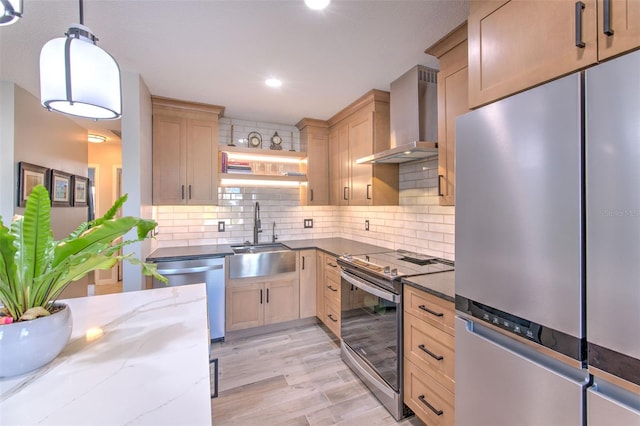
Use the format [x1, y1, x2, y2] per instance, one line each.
[340, 270, 400, 304]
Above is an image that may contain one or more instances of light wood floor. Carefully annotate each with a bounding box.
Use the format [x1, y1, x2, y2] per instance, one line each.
[210, 324, 423, 426]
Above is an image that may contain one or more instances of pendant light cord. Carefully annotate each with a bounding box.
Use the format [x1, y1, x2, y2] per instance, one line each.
[79, 0, 84, 25]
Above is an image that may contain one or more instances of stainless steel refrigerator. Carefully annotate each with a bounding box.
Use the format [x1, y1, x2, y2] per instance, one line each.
[455, 50, 640, 425]
[585, 50, 640, 424]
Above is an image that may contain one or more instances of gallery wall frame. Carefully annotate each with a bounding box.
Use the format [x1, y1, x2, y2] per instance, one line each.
[17, 162, 49, 207]
[49, 169, 73, 207]
[72, 175, 89, 207]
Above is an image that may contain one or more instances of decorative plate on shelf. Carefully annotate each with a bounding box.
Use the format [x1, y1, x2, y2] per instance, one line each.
[248, 131, 262, 148]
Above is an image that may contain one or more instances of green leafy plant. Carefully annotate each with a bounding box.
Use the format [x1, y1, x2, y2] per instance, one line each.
[0, 184, 167, 322]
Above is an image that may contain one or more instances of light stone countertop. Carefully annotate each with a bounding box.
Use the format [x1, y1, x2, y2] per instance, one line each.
[0, 284, 212, 426]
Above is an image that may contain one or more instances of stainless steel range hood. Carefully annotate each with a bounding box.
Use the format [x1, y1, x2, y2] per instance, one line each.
[357, 65, 438, 164]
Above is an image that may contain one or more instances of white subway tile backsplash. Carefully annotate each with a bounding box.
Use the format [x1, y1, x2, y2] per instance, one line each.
[153, 145, 454, 259]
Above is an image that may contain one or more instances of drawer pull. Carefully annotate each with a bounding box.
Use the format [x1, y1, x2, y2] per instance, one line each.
[327, 313, 338, 323]
[418, 344, 444, 361]
[418, 395, 443, 416]
[418, 304, 444, 317]
[327, 285, 338, 292]
[327, 262, 338, 268]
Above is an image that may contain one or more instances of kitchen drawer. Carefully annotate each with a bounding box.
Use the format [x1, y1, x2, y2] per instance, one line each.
[404, 359, 455, 426]
[323, 298, 341, 338]
[324, 271, 341, 305]
[404, 311, 455, 394]
[405, 285, 454, 335]
[324, 255, 340, 271]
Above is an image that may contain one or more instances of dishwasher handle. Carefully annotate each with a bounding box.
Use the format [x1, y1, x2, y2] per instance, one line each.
[156, 264, 223, 275]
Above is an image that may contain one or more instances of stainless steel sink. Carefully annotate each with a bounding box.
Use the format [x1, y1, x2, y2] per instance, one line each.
[230, 243, 289, 254]
[228, 243, 296, 279]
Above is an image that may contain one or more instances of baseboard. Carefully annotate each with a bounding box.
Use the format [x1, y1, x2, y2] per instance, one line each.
[225, 317, 319, 342]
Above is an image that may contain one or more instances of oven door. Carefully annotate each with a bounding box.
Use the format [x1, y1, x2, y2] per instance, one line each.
[340, 269, 402, 391]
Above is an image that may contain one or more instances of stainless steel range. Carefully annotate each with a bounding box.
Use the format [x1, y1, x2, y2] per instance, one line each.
[337, 250, 454, 421]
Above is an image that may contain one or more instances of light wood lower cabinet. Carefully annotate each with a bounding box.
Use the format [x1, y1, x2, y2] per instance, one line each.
[316, 252, 341, 338]
[298, 249, 317, 319]
[403, 285, 455, 425]
[226, 272, 299, 332]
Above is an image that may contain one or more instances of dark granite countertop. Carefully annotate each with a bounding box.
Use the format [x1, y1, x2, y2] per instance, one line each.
[146, 238, 389, 262]
[147, 238, 455, 301]
[146, 245, 234, 262]
[402, 270, 455, 303]
[282, 238, 390, 257]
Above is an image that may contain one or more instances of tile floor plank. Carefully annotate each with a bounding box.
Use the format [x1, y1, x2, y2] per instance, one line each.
[211, 324, 422, 425]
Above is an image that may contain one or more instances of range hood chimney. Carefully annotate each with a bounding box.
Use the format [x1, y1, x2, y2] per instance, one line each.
[356, 65, 438, 164]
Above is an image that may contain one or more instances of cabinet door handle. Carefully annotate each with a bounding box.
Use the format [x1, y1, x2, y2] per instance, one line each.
[327, 285, 338, 292]
[418, 304, 444, 317]
[188, 185, 192, 200]
[327, 313, 338, 323]
[181, 185, 185, 200]
[260, 289, 263, 304]
[302, 256, 305, 270]
[437, 175, 444, 197]
[603, 0, 614, 36]
[366, 184, 372, 200]
[343, 186, 349, 201]
[575, 1, 586, 48]
[418, 344, 444, 361]
[418, 395, 443, 416]
[310, 189, 314, 202]
[266, 288, 270, 303]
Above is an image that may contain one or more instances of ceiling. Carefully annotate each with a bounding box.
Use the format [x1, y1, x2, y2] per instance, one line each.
[0, 0, 469, 142]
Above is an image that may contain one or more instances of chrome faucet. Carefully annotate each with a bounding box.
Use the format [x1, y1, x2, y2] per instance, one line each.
[253, 202, 261, 244]
[272, 221, 278, 243]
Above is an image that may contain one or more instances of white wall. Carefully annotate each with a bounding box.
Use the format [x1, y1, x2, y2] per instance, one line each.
[0, 82, 15, 223]
[153, 152, 455, 260]
[121, 71, 154, 292]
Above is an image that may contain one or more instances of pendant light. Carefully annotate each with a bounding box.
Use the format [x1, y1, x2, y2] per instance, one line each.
[0, 0, 23, 26]
[39, 0, 121, 120]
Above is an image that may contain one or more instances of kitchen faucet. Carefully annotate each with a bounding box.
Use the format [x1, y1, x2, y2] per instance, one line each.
[253, 201, 261, 244]
[272, 221, 278, 243]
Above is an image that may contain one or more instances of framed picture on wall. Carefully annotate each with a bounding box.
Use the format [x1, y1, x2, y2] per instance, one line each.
[17, 162, 49, 207]
[49, 169, 72, 207]
[72, 175, 89, 207]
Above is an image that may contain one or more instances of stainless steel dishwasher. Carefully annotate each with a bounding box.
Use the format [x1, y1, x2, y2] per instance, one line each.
[152, 257, 225, 341]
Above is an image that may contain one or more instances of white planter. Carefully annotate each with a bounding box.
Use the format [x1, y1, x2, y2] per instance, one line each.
[0, 304, 73, 378]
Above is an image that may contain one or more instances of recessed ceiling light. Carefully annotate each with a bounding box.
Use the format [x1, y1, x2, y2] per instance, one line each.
[305, 0, 330, 10]
[265, 78, 282, 88]
[87, 134, 107, 143]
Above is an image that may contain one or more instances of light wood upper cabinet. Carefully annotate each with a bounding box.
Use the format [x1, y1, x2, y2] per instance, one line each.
[597, 0, 640, 61]
[426, 22, 469, 206]
[296, 119, 329, 206]
[152, 96, 224, 205]
[468, 0, 598, 108]
[328, 90, 398, 206]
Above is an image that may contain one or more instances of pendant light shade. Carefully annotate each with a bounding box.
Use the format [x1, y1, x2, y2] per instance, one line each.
[0, 0, 22, 26]
[40, 23, 121, 120]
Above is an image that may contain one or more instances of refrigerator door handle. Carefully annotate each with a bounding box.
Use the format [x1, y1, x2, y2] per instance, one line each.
[458, 315, 590, 384]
